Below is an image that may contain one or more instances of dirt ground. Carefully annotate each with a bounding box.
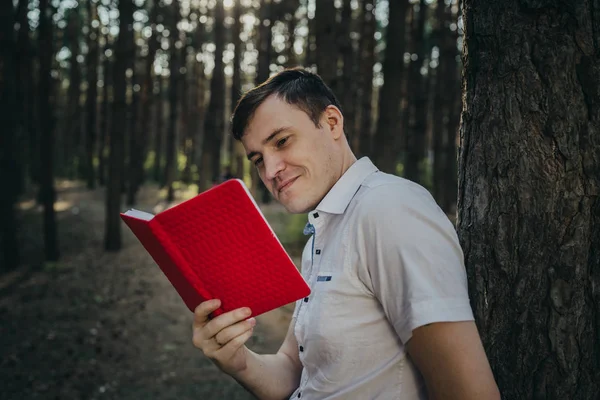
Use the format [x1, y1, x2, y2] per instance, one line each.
[0, 182, 302, 400]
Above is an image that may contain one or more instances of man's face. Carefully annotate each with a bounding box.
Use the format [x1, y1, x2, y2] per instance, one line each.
[241, 95, 344, 214]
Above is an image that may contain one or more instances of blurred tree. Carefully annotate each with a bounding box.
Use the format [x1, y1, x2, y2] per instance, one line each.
[65, 8, 83, 178]
[105, 0, 134, 251]
[15, 0, 36, 192]
[0, 0, 20, 270]
[314, 0, 337, 89]
[98, 31, 112, 187]
[85, 0, 99, 190]
[459, 1, 600, 398]
[230, 0, 245, 179]
[338, 0, 357, 142]
[38, 0, 60, 261]
[356, 0, 376, 157]
[404, 0, 428, 185]
[153, 74, 165, 184]
[165, 0, 181, 202]
[373, 0, 409, 174]
[257, 0, 273, 85]
[200, 0, 226, 191]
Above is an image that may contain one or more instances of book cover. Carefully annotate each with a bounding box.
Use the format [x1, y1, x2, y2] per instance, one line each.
[120, 179, 310, 318]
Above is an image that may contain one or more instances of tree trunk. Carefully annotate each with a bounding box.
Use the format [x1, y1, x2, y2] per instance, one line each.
[283, 0, 300, 68]
[230, 0, 245, 178]
[15, 0, 36, 192]
[314, 0, 337, 90]
[373, 0, 409, 174]
[105, 0, 134, 251]
[404, 0, 428, 185]
[257, 0, 273, 85]
[153, 75, 165, 183]
[0, 0, 20, 270]
[99, 33, 111, 187]
[458, 1, 600, 399]
[85, 1, 99, 190]
[66, 9, 83, 178]
[304, 0, 317, 68]
[38, 0, 59, 261]
[357, 0, 376, 158]
[338, 0, 356, 142]
[126, 57, 141, 205]
[165, 0, 181, 202]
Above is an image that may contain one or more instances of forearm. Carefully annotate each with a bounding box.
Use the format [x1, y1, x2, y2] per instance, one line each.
[231, 348, 301, 400]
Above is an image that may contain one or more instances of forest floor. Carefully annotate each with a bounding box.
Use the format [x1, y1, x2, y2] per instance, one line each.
[0, 181, 305, 400]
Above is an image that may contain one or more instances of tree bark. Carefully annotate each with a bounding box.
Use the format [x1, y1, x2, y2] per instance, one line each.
[257, 0, 273, 85]
[458, 1, 600, 399]
[105, 0, 134, 251]
[373, 0, 409, 174]
[153, 75, 165, 183]
[38, 0, 59, 261]
[230, 0, 245, 178]
[0, 0, 20, 270]
[165, 0, 181, 202]
[85, 1, 99, 190]
[99, 33, 112, 187]
[66, 9, 83, 178]
[338, 0, 356, 142]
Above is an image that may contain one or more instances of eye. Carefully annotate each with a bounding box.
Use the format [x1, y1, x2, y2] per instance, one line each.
[254, 157, 263, 167]
[276, 137, 289, 148]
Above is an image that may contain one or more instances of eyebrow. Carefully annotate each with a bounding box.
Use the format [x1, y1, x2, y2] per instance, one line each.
[246, 126, 292, 161]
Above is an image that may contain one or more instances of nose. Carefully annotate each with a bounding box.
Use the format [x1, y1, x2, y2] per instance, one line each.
[263, 153, 285, 181]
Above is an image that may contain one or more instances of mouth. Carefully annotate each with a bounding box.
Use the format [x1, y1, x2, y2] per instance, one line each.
[277, 176, 299, 194]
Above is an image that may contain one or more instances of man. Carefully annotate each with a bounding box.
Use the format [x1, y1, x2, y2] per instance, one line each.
[192, 68, 500, 400]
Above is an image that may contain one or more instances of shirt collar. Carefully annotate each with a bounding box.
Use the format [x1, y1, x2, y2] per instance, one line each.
[314, 157, 379, 215]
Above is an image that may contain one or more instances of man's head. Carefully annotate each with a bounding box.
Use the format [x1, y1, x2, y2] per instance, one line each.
[231, 68, 356, 214]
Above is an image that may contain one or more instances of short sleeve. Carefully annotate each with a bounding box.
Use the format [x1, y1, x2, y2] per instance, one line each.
[354, 182, 474, 344]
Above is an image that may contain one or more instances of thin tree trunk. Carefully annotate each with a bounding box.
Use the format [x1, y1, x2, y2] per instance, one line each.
[165, 0, 181, 202]
[458, 1, 600, 399]
[0, 0, 20, 270]
[230, 0, 245, 178]
[99, 33, 111, 186]
[373, 0, 409, 174]
[284, 0, 300, 68]
[404, 0, 428, 184]
[314, 0, 337, 90]
[304, 0, 316, 68]
[85, 1, 99, 189]
[66, 9, 83, 178]
[338, 0, 355, 141]
[257, 0, 273, 85]
[38, 0, 59, 261]
[105, 0, 134, 251]
[357, 0, 376, 158]
[153, 75, 165, 183]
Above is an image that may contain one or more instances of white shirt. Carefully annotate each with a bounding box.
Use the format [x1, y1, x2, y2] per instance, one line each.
[289, 157, 474, 400]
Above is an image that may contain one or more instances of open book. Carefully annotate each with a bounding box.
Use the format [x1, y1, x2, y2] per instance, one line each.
[120, 179, 310, 318]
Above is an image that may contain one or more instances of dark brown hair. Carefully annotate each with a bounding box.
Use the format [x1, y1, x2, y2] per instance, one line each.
[231, 68, 343, 141]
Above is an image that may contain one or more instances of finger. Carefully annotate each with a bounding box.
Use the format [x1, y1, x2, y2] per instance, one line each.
[215, 317, 256, 347]
[204, 307, 252, 340]
[193, 299, 222, 327]
[217, 327, 255, 359]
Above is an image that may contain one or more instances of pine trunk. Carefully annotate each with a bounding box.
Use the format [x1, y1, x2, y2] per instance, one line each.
[404, 0, 428, 184]
[66, 10, 82, 178]
[105, 0, 134, 251]
[458, 1, 600, 398]
[357, 0, 376, 158]
[38, 0, 59, 261]
[338, 0, 356, 141]
[0, 0, 20, 270]
[257, 0, 273, 85]
[85, 1, 99, 190]
[314, 0, 337, 90]
[153, 75, 165, 183]
[373, 0, 409, 174]
[98, 34, 111, 187]
[165, 0, 181, 202]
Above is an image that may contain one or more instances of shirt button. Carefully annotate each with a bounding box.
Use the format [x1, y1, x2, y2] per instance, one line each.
[315, 249, 321, 255]
[297, 392, 302, 398]
[303, 297, 309, 302]
[299, 345, 304, 352]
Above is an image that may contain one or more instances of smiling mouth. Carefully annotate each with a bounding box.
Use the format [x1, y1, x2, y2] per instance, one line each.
[278, 177, 299, 193]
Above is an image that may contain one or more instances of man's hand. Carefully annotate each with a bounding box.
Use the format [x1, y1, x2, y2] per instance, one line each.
[192, 299, 256, 375]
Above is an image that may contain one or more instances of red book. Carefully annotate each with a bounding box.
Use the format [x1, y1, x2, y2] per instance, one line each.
[120, 179, 310, 318]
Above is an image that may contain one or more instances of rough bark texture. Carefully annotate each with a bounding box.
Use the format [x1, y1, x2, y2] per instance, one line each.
[458, 1, 600, 399]
[373, 0, 409, 174]
[98, 34, 111, 187]
[105, 0, 134, 251]
[38, 0, 60, 261]
[65, 9, 83, 178]
[0, 0, 19, 270]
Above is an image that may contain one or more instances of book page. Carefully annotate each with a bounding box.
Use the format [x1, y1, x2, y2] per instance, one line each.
[123, 209, 155, 221]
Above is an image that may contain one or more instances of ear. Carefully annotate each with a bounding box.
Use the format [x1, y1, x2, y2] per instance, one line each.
[323, 105, 344, 140]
